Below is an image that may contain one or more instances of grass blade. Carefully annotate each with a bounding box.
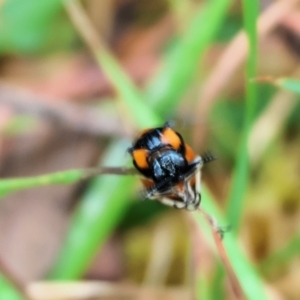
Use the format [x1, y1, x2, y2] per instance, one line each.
[47, 2, 265, 295]
[50, 0, 229, 279]
[146, 0, 232, 113]
[64, 0, 160, 128]
[49, 140, 136, 279]
[260, 231, 300, 277]
[0, 167, 137, 199]
[277, 78, 300, 94]
[195, 188, 268, 300]
[0, 276, 23, 300]
[47, 1, 163, 278]
[0, 170, 84, 198]
[255, 76, 300, 94]
[226, 0, 259, 231]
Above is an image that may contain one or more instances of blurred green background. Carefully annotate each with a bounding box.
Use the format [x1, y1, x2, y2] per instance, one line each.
[0, 0, 300, 299]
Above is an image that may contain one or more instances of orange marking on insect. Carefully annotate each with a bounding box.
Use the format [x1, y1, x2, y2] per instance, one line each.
[184, 143, 196, 162]
[133, 149, 149, 169]
[177, 182, 184, 190]
[161, 127, 181, 150]
[189, 175, 196, 186]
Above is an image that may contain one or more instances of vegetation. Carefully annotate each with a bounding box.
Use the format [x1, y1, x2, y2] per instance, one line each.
[1, 0, 300, 299]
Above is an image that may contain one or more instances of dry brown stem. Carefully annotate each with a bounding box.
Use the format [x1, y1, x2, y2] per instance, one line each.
[197, 208, 245, 300]
[0, 82, 127, 137]
[64, 0, 107, 57]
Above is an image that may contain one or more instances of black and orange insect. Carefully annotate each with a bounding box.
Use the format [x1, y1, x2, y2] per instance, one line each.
[127, 122, 216, 210]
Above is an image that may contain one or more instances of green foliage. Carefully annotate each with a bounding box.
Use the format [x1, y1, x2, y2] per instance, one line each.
[1, 116, 38, 136]
[274, 77, 300, 94]
[49, 0, 232, 280]
[214, 14, 243, 42]
[49, 140, 136, 279]
[146, 0, 232, 114]
[261, 231, 300, 277]
[0, 169, 83, 198]
[95, 51, 161, 128]
[0, 275, 22, 300]
[1, 0, 296, 298]
[197, 189, 268, 300]
[226, 0, 259, 231]
[0, 0, 75, 55]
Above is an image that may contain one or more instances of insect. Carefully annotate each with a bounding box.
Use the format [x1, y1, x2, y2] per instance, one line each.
[127, 122, 216, 210]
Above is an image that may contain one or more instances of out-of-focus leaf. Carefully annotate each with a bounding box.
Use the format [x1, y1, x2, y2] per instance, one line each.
[49, 140, 136, 279]
[254, 76, 300, 95]
[146, 0, 232, 114]
[0, 0, 74, 54]
[276, 78, 300, 94]
[226, 0, 259, 231]
[49, 0, 232, 280]
[48, 0, 162, 279]
[0, 165, 138, 199]
[2, 116, 38, 136]
[210, 262, 226, 300]
[0, 275, 23, 300]
[260, 231, 300, 276]
[95, 51, 161, 128]
[194, 188, 268, 300]
[0, 170, 84, 198]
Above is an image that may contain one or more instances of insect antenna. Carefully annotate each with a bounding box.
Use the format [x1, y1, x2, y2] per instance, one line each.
[201, 150, 217, 165]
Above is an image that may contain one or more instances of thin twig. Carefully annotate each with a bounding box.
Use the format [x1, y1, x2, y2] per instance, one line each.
[64, 0, 107, 57]
[0, 256, 32, 300]
[0, 82, 127, 137]
[211, 229, 245, 300]
[197, 209, 245, 300]
[82, 166, 138, 179]
[0, 166, 138, 198]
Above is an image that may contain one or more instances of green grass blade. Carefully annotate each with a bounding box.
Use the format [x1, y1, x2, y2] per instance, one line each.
[226, 0, 258, 231]
[0, 166, 137, 199]
[260, 231, 300, 276]
[50, 0, 229, 279]
[196, 271, 211, 300]
[95, 50, 161, 128]
[209, 262, 226, 300]
[262, 77, 300, 94]
[46, 0, 163, 279]
[64, 0, 161, 129]
[276, 78, 300, 94]
[0, 275, 23, 300]
[0, 170, 83, 198]
[195, 188, 268, 300]
[255, 76, 300, 95]
[49, 140, 136, 279]
[146, 0, 232, 113]
[50, 1, 264, 293]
